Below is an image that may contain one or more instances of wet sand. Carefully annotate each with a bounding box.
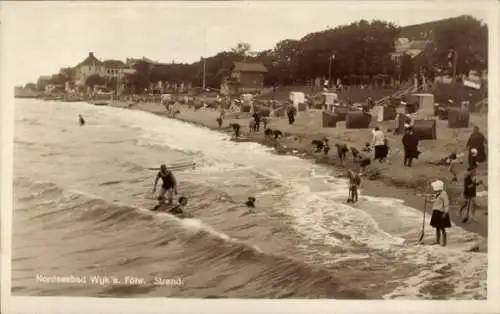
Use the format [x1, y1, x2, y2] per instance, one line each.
[110, 100, 488, 251]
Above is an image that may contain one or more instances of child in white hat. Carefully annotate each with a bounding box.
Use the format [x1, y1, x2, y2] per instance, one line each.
[427, 180, 451, 246]
[469, 148, 478, 169]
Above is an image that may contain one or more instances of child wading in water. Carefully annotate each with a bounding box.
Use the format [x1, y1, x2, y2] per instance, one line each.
[347, 170, 361, 203]
[427, 180, 451, 246]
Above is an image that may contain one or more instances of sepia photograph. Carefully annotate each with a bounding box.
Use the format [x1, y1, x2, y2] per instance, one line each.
[1, 1, 499, 313]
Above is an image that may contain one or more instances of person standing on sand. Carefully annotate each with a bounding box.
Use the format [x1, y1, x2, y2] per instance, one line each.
[466, 126, 487, 164]
[262, 117, 269, 130]
[287, 106, 296, 125]
[402, 127, 419, 167]
[460, 166, 486, 223]
[371, 127, 386, 162]
[427, 180, 451, 247]
[78, 114, 85, 126]
[252, 111, 261, 132]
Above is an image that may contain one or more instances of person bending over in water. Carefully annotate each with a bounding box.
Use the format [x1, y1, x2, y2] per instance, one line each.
[229, 123, 241, 139]
[152, 164, 178, 205]
[78, 114, 85, 126]
[245, 196, 256, 208]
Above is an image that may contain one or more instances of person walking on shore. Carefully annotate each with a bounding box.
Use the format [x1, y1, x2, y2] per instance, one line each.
[252, 111, 261, 132]
[466, 126, 487, 164]
[427, 180, 451, 247]
[460, 166, 486, 223]
[371, 127, 386, 162]
[287, 106, 296, 125]
[402, 127, 419, 167]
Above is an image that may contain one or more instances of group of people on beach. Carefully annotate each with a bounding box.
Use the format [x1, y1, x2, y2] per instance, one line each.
[78, 93, 487, 247]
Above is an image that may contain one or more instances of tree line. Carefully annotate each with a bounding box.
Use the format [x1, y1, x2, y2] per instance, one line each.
[28, 15, 487, 92]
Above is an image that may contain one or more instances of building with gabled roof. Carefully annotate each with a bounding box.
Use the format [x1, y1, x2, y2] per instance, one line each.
[222, 61, 268, 95]
[74, 52, 135, 88]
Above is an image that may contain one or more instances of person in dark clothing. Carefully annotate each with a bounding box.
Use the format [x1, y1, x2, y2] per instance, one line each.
[252, 112, 261, 132]
[322, 138, 330, 155]
[468, 148, 478, 169]
[357, 154, 371, 173]
[78, 114, 85, 126]
[312, 140, 324, 152]
[402, 127, 419, 167]
[350, 146, 360, 160]
[245, 196, 256, 208]
[229, 123, 241, 139]
[272, 129, 283, 140]
[168, 196, 188, 216]
[152, 164, 178, 206]
[466, 126, 487, 163]
[335, 143, 348, 163]
[459, 166, 485, 223]
[264, 128, 273, 138]
[287, 107, 296, 125]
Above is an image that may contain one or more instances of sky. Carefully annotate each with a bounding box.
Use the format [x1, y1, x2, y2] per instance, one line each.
[0, 1, 492, 86]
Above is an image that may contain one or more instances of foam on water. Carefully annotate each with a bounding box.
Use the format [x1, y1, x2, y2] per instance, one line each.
[14, 101, 487, 299]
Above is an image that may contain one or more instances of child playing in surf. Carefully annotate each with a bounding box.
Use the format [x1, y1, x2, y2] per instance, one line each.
[426, 180, 451, 247]
[245, 196, 256, 208]
[168, 196, 188, 216]
[152, 164, 178, 206]
[347, 170, 361, 203]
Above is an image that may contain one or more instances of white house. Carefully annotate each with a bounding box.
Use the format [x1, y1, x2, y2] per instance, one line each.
[74, 52, 135, 87]
[74, 52, 105, 86]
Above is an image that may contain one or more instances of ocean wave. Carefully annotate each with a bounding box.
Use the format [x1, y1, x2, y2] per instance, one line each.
[12, 177, 369, 298]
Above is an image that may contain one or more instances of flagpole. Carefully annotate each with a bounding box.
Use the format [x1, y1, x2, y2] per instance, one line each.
[452, 49, 458, 83]
[328, 57, 332, 87]
[202, 27, 207, 90]
[202, 57, 206, 90]
[328, 52, 335, 88]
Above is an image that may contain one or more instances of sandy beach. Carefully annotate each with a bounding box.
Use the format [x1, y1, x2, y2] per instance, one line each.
[109, 100, 488, 250]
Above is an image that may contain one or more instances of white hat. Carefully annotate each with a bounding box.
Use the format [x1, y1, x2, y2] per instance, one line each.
[471, 148, 478, 155]
[404, 123, 410, 128]
[431, 180, 444, 192]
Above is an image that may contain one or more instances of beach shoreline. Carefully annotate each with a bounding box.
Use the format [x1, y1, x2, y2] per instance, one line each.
[108, 100, 488, 251]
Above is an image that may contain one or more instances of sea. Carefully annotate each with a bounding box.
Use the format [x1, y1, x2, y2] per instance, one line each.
[11, 99, 487, 299]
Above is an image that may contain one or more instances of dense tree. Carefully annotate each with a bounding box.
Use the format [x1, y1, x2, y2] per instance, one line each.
[231, 42, 252, 60]
[31, 16, 489, 91]
[24, 82, 37, 90]
[59, 67, 75, 81]
[85, 74, 106, 88]
[433, 15, 487, 76]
